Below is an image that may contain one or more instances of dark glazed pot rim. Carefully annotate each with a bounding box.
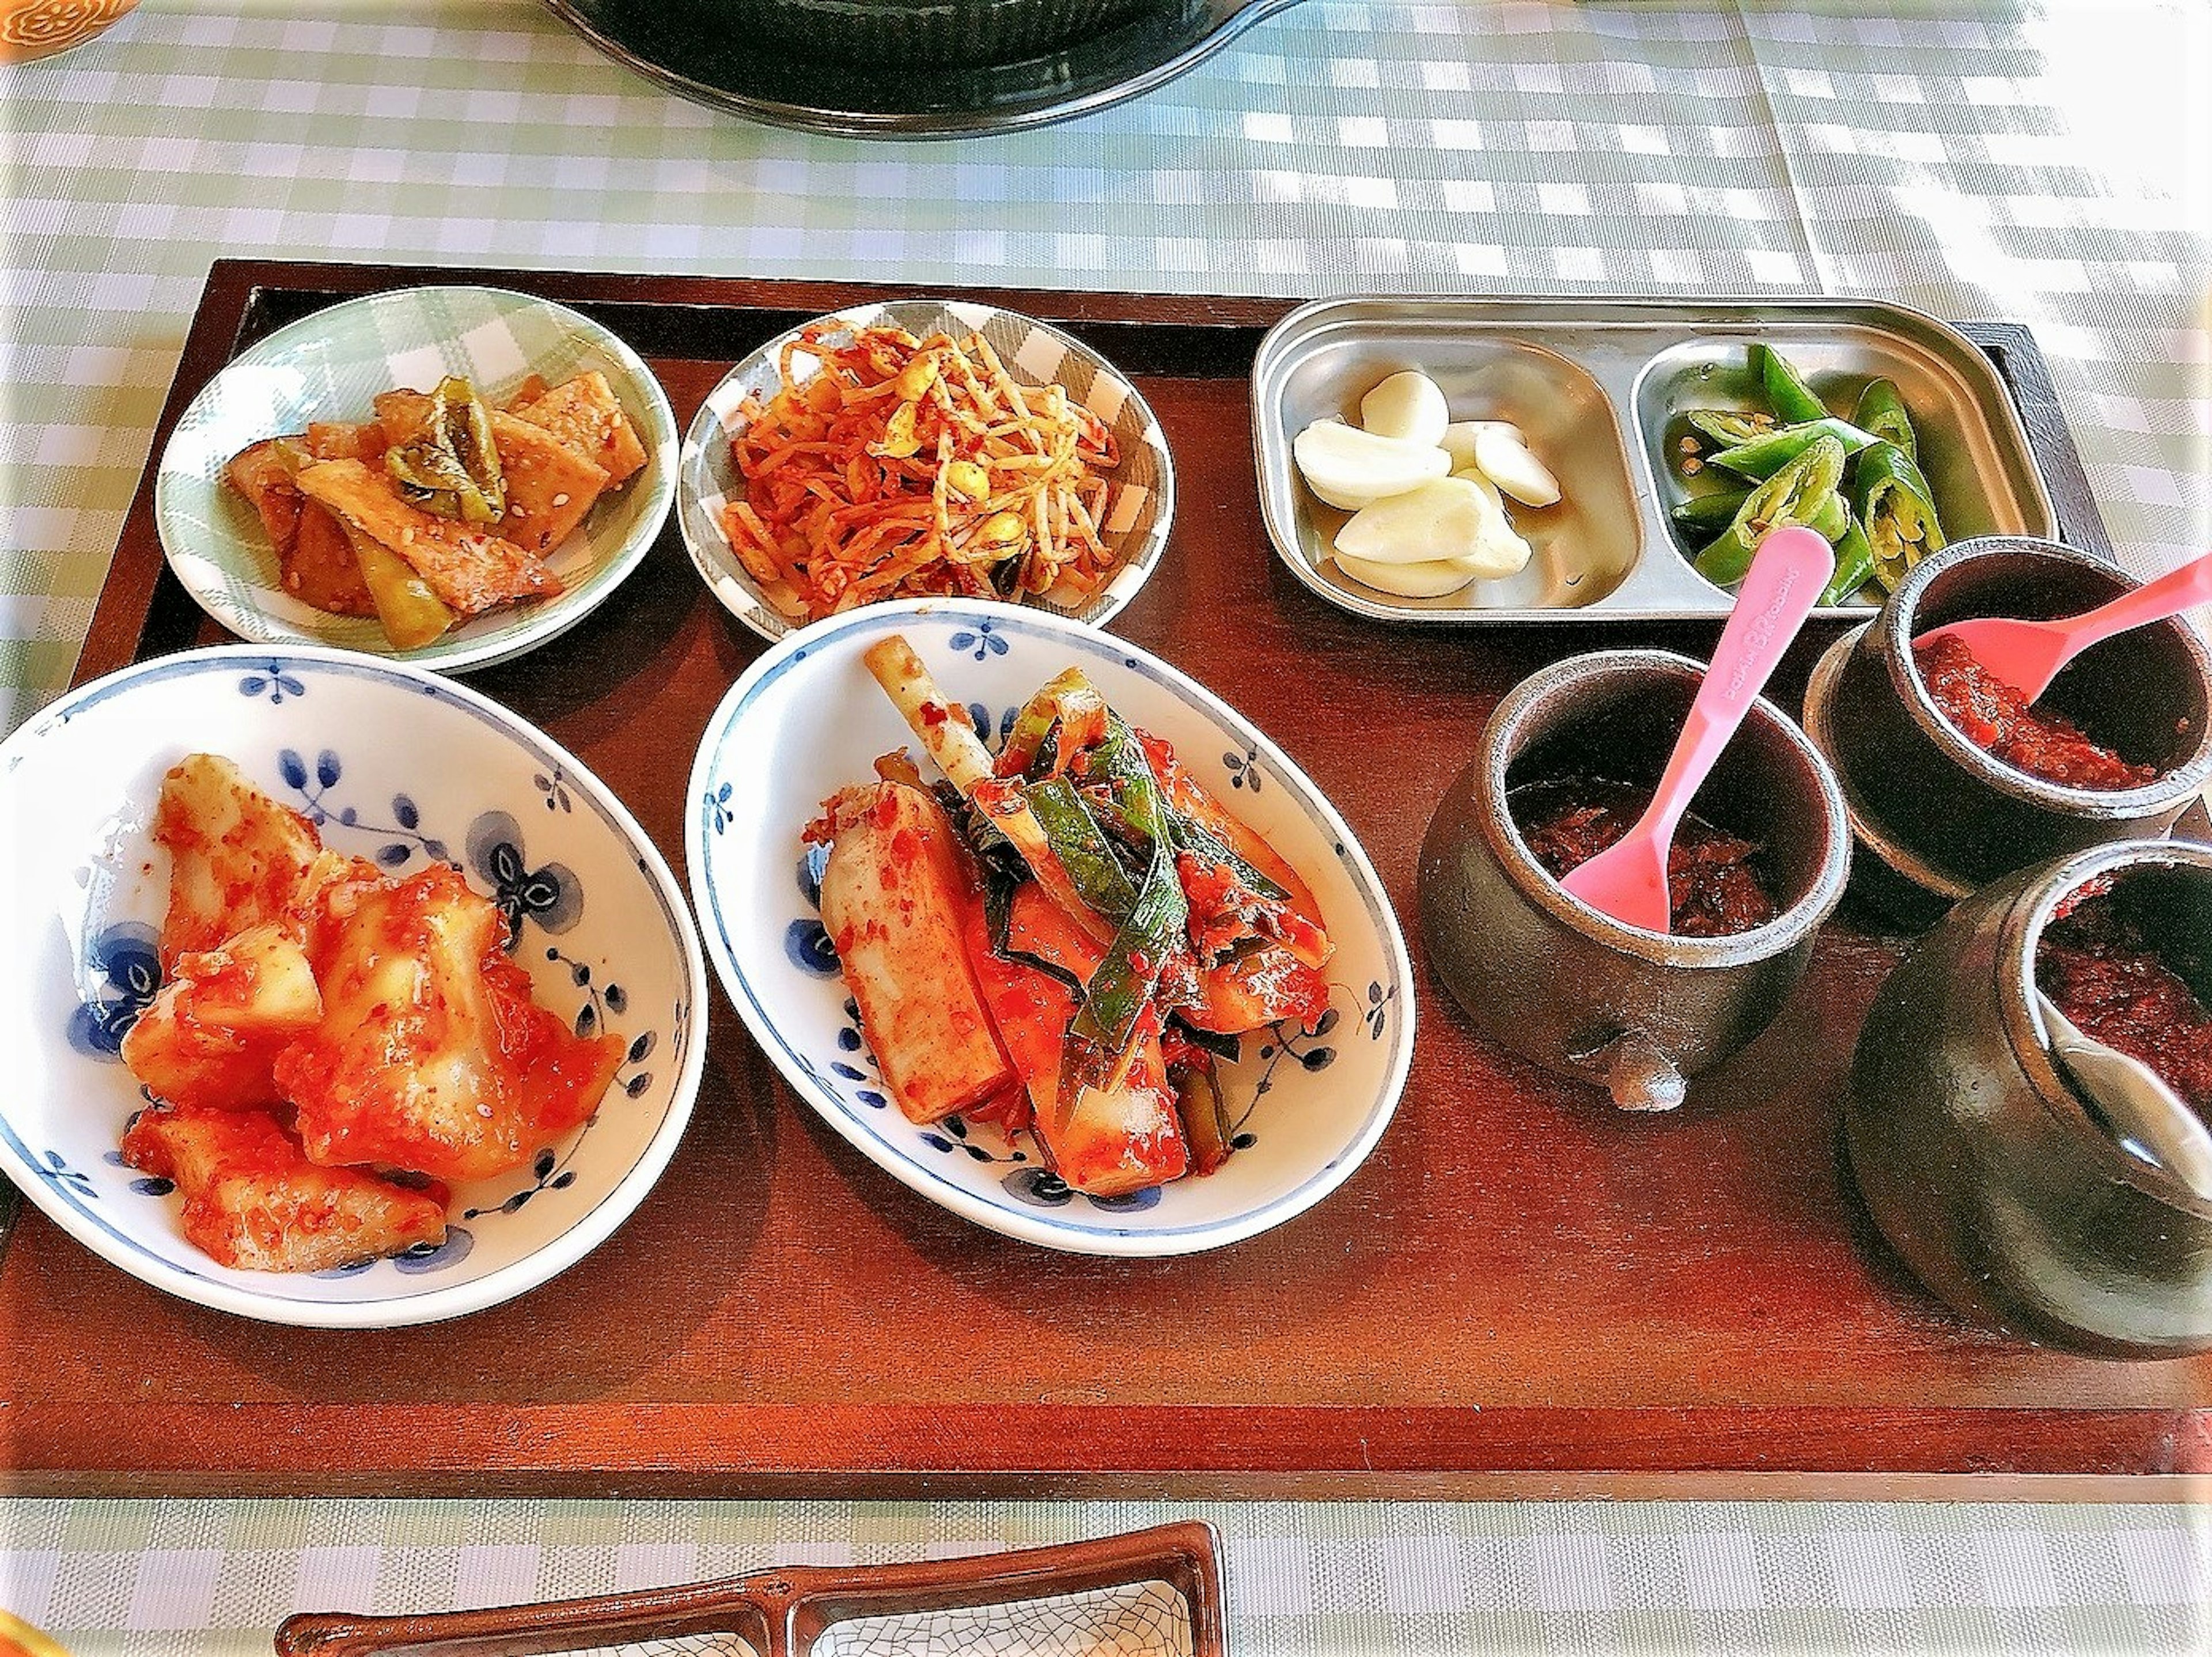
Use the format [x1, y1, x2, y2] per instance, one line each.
[1802, 628, 1976, 903]
[1482, 648, 1851, 967]
[1882, 537, 2212, 817]
[2001, 838, 2212, 1220]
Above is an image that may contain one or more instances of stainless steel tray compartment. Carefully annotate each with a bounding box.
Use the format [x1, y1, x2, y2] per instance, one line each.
[1260, 320, 1641, 615]
[1637, 320, 2055, 579]
[1251, 296, 2059, 625]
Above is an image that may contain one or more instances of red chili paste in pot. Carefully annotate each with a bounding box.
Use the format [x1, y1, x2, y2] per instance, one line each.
[1514, 777, 1781, 938]
[2037, 891, 2212, 1112]
[1914, 634, 2157, 791]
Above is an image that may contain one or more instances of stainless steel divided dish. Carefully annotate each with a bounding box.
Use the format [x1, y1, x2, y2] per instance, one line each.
[1250, 296, 2057, 624]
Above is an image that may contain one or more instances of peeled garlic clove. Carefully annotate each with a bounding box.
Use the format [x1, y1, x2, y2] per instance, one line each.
[1335, 476, 1487, 565]
[1293, 418, 1449, 510]
[1358, 371, 1450, 449]
[1334, 550, 1485, 599]
[1471, 423, 1562, 507]
[1441, 419, 1524, 472]
[1453, 468, 1536, 574]
[1334, 475, 1529, 581]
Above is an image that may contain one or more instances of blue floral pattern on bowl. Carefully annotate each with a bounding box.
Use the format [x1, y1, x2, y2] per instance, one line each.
[67, 923, 162, 1059]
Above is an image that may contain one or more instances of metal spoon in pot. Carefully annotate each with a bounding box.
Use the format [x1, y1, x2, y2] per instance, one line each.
[2039, 996, 2212, 1201]
[1560, 525, 1834, 934]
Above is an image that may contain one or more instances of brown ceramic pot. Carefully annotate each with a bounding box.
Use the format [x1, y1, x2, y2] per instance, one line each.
[1844, 839, 2212, 1356]
[1419, 650, 1850, 1111]
[1803, 536, 2212, 926]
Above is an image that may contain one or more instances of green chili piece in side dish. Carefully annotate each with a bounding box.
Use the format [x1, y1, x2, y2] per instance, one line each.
[335, 520, 454, 650]
[1819, 514, 1879, 607]
[1692, 435, 1847, 587]
[1685, 410, 1767, 449]
[1671, 486, 1756, 534]
[1806, 488, 1849, 545]
[1854, 439, 1948, 591]
[1706, 416, 1880, 480]
[384, 376, 506, 525]
[1853, 378, 1919, 464]
[1753, 343, 1830, 425]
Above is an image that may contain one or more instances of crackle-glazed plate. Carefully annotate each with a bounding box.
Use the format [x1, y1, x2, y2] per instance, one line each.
[685, 599, 1412, 1256]
[0, 646, 706, 1327]
[155, 285, 677, 672]
[677, 298, 1172, 643]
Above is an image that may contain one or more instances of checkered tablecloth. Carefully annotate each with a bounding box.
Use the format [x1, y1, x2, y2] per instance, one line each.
[2, 1, 2209, 1651]
[3, 1497, 2207, 1656]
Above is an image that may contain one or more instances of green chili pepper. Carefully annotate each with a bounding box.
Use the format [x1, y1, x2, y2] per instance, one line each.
[1819, 514, 1878, 606]
[1853, 378, 1918, 465]
[384, 376, 506, 525]
[1685, 410, 1767, 449]
[1692, 435, 1847, 587]
[336, 519, 454, 650]
[1706, 416, 1880, 480]
[1806, 489, 1849, 544]
[1671, 486, 1755, 533]
[1753, 343, 1830, 426]
[1852, 439, 1946, 590]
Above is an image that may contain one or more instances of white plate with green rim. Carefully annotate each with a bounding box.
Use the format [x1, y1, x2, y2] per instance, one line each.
[154, 285, 677, 673]
[679, 297, 1173, 643]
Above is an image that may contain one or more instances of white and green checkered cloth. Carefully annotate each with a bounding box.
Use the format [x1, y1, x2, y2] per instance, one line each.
[3, 1497, 2207, 1656]
[3, 1, 2210, 1651]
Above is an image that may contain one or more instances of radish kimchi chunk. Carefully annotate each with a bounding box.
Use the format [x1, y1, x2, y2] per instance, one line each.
[120, 921, 324, 1113]
[120, 1103, 448, 1275]
[813, 780, 1017, 1125]
[152, 753, 325, 969]
[276, 862, 625, 1184]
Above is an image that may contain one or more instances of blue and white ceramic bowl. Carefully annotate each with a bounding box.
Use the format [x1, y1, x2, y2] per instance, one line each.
[687, 599, 1413, 1256]
[0, 646, 707, 1328]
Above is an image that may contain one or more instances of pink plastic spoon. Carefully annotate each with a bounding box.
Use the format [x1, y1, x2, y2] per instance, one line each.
[1559, 525, 1835, 934]
[1915, 550, 2212, 703]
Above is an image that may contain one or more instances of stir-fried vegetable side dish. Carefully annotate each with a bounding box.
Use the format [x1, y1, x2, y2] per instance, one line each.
[722, 321, 1121, 625]
[225, 367, 649, 648]
[1672, 343, 1948, 605]
[805, 636, 1335, 1197]
[113, 755, 624, 1272]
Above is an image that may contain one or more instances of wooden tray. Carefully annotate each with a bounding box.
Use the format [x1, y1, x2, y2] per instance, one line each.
[3, 260, 2205, 1499]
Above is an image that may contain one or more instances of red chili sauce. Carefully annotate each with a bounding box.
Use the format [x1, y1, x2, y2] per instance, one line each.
[1513, 777, 1781, 938]
[1914, 634, 2157, 791]
[2037, 890, 2212, 1113]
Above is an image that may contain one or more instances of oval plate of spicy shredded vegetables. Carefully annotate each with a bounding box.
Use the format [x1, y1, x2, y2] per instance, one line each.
[679, 299, 1173, 642]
